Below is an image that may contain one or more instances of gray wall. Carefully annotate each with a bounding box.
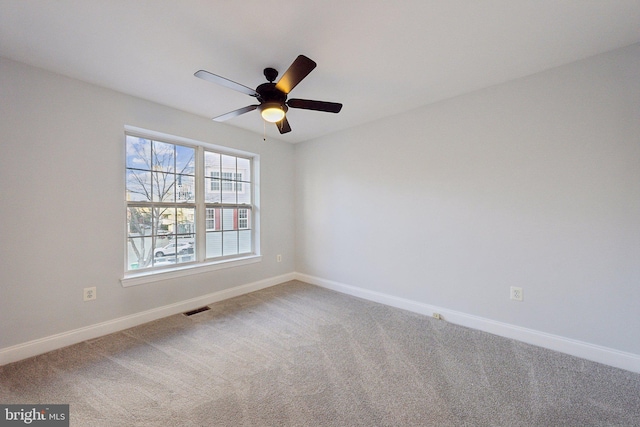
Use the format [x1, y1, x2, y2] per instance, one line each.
[0, 57, 295, 349]
[2, 43, 639, 365]
[295, 44, 640, 355]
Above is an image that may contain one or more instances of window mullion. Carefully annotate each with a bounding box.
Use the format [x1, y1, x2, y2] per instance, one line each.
[195, 146, 205, 262]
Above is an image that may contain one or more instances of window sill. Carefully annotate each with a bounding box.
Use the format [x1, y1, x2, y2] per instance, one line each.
[121, 255, 262, 287]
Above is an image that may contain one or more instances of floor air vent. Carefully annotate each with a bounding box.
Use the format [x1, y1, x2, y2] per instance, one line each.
[183, 306, 211, 316]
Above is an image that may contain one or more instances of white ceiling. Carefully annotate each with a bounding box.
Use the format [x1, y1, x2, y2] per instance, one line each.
[2, 1, 640, 143]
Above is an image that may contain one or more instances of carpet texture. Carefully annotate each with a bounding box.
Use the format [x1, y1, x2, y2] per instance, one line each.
[1, 281, 639, 426]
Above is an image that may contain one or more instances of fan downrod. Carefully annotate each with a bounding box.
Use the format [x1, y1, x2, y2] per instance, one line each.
[263, 67, 278, 83]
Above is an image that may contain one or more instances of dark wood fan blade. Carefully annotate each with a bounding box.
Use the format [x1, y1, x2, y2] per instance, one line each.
[275, 55, 317, 94]
[287, 98, 343, 113]
[195, 70, 259, 97]
[276, 116, 292, 134]
[213, 105, 259, 122]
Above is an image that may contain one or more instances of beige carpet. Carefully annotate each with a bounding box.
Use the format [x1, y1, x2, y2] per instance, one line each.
[1, 281, 639, 426]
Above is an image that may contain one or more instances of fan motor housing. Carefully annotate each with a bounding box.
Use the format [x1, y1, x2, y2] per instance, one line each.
[256, 82, 287, 106]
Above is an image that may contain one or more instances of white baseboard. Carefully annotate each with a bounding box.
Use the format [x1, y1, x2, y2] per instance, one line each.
[4, 272, 639, 374]
[0, 273, 296, 366]
[294, 273, 640, 374]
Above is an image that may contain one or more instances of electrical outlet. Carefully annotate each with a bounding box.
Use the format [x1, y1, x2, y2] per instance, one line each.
[276, 254, 282, 262]
[83, 287, 97, 301]
[510, 286, 523, 301]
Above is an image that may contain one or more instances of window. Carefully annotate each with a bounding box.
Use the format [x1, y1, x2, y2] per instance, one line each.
[205, 208, 216, 231]
[238, 208, 249, 229]
[125, 131, 257, 277]
[210, 171, 243, 192]
[203, 151, 252, 258]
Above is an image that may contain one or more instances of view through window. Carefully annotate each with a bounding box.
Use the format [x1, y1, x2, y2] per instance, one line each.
[125, 134, 254, 272]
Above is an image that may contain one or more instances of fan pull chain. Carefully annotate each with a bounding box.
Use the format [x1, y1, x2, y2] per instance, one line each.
[263, 120, 267, 142]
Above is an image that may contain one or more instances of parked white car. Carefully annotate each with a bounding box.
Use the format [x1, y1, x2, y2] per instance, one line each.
[154, 242, 192, 257]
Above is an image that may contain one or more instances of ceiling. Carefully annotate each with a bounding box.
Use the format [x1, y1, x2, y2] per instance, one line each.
[2, 1, 640, 143]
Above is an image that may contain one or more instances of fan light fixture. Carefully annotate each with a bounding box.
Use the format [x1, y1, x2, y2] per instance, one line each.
[260, 102, 286, 123]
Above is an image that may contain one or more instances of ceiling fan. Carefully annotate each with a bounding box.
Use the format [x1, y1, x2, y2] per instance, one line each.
[195, 55, 342, 134]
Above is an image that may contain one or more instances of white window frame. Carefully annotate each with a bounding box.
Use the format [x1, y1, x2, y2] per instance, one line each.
[121, 126, 261, 287]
